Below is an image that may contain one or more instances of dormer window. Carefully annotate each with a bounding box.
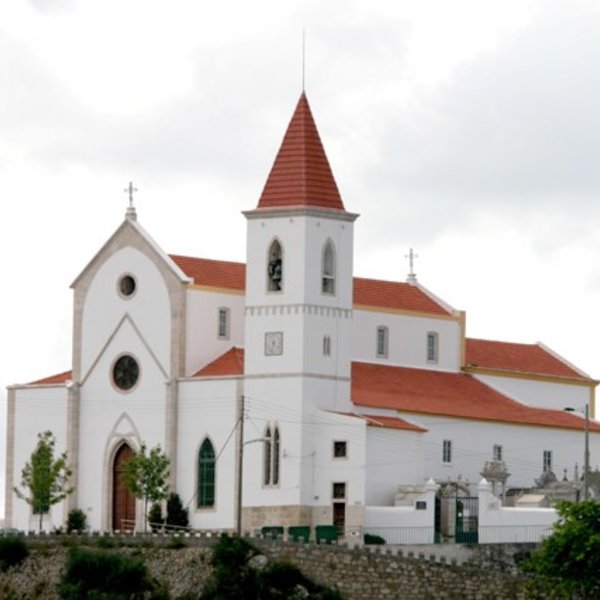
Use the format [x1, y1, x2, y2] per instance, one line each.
[267, 240, 283, 292]
[322, 241, 336, 295]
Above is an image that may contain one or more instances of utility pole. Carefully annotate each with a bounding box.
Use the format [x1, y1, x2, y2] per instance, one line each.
[236, 394, 245, 536]
[584, 403, 590, 500]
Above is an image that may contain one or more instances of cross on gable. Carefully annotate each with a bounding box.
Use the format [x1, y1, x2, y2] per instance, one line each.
[124, 182, 138, 208]
[124, 181, 138, 220]
[405, 248, 418, 282]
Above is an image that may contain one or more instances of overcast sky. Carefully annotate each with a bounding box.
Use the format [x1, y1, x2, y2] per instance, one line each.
[2, 0, 600, 517]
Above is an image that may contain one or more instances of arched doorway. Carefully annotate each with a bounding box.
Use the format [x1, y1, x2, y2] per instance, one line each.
[112, 443, 135, 531]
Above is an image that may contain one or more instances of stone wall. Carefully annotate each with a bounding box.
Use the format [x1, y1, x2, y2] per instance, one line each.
[0, 534, 534, 599]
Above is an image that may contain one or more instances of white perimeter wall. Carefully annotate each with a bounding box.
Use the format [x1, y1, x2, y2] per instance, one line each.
[10, 386, 68, 531]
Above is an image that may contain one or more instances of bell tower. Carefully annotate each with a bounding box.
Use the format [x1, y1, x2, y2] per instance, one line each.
[243, 93, 358, 412]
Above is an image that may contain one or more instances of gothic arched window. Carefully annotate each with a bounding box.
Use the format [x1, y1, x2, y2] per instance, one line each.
[263, 427, 272, 485]
[322, 241, 336, 294]
[263, 425, 281, 486]
[273, 427, 280, 485]
[197, 438, 216, 508]
[267, 240, 283, 292]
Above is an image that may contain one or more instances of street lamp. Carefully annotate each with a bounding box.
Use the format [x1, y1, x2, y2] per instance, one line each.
[564, 404, 590, 500]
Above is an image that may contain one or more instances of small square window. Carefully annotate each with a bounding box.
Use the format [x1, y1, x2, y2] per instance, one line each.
[333, 482, 346, 500]
[333, 441, 347, 458]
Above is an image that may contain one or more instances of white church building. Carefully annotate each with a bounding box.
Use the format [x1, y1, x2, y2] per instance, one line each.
[4, 93, 599, 535]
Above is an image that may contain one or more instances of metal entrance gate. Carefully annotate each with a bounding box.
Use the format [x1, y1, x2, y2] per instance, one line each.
[455, 497, 478, 543]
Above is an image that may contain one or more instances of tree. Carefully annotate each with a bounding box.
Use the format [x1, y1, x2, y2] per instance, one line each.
[13, 430, 74, 531]
[522, 500, 600, 598]
[122, 443, 170, 532]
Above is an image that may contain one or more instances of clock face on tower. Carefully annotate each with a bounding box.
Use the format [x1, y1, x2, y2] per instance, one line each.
[264, 331, 284, 356]
[113, 355, 140, 391]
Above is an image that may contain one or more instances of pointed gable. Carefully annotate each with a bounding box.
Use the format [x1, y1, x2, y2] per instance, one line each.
[257, 93, 345, 211]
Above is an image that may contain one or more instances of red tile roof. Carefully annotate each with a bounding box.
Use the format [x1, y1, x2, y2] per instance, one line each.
[344, 412, 427, 433]
[28, 370, 72, 385]
[466, 338, 588, 381]
[191, 349, 597, 432]
[193, 347, 244, 377]
[256, 93, 345, 211]
[170, 255, 245, 290]
[169, 255, 451, 315]
[353, 277, 451, 315]
[351, 361, 600, 432]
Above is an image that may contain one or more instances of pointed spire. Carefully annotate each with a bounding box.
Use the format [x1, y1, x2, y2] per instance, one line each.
[257, 93, 345, 211]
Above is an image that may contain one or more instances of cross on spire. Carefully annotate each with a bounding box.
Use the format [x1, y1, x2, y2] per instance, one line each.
[405, 248, 418, 283]
[124, 181, 138, 221]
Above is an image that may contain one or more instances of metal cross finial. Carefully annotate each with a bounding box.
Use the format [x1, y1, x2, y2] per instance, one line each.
[124, 182, 138, 208]
[124, 182, 138, 221]
[405, 248, 418, 282]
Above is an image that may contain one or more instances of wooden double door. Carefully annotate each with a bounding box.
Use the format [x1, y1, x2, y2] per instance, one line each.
[112, 443, 136, 531]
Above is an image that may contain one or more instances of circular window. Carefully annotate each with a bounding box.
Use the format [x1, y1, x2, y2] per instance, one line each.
[119, 275, 136, 298]
[113, 355, 140, 391]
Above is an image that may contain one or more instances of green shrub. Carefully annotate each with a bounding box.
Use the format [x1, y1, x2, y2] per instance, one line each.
[66, 508, 87, 533]
[95, 536, 115, 549]
[200, 535, 343, 600]
[363, 533, 386, 545]
[59, 547, 159, 599]
[148, 502, 164, 533]
[166, 493, 189, 531]
[0, 535, 29, 571]
[167, 536, 186, 550]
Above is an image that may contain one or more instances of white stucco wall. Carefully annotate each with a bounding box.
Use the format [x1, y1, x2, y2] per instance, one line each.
[352, 309, 461, 371]
[177, 377, 239, 530]
[10, 386, 68, 531]
[474, 373, 592, 413]
[80, 247, 172, 381]
[245, 213, 354, 310]
[307, 411, 366, 509]
[405, 413, 600, 491]
[185, 288, 245, 375]
[365, 427, 427, 505]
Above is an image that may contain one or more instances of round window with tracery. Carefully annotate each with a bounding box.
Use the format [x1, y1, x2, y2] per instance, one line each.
[113, 355, 139, 391]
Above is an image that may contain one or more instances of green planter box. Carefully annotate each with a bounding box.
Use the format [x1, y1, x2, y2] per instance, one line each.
[288, 526, 310, 542]
[315, 525, 340, 544]
[261, 526, 284, 539]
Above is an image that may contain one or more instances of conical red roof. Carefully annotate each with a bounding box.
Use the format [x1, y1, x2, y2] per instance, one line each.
[257, 93, 345, 211]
